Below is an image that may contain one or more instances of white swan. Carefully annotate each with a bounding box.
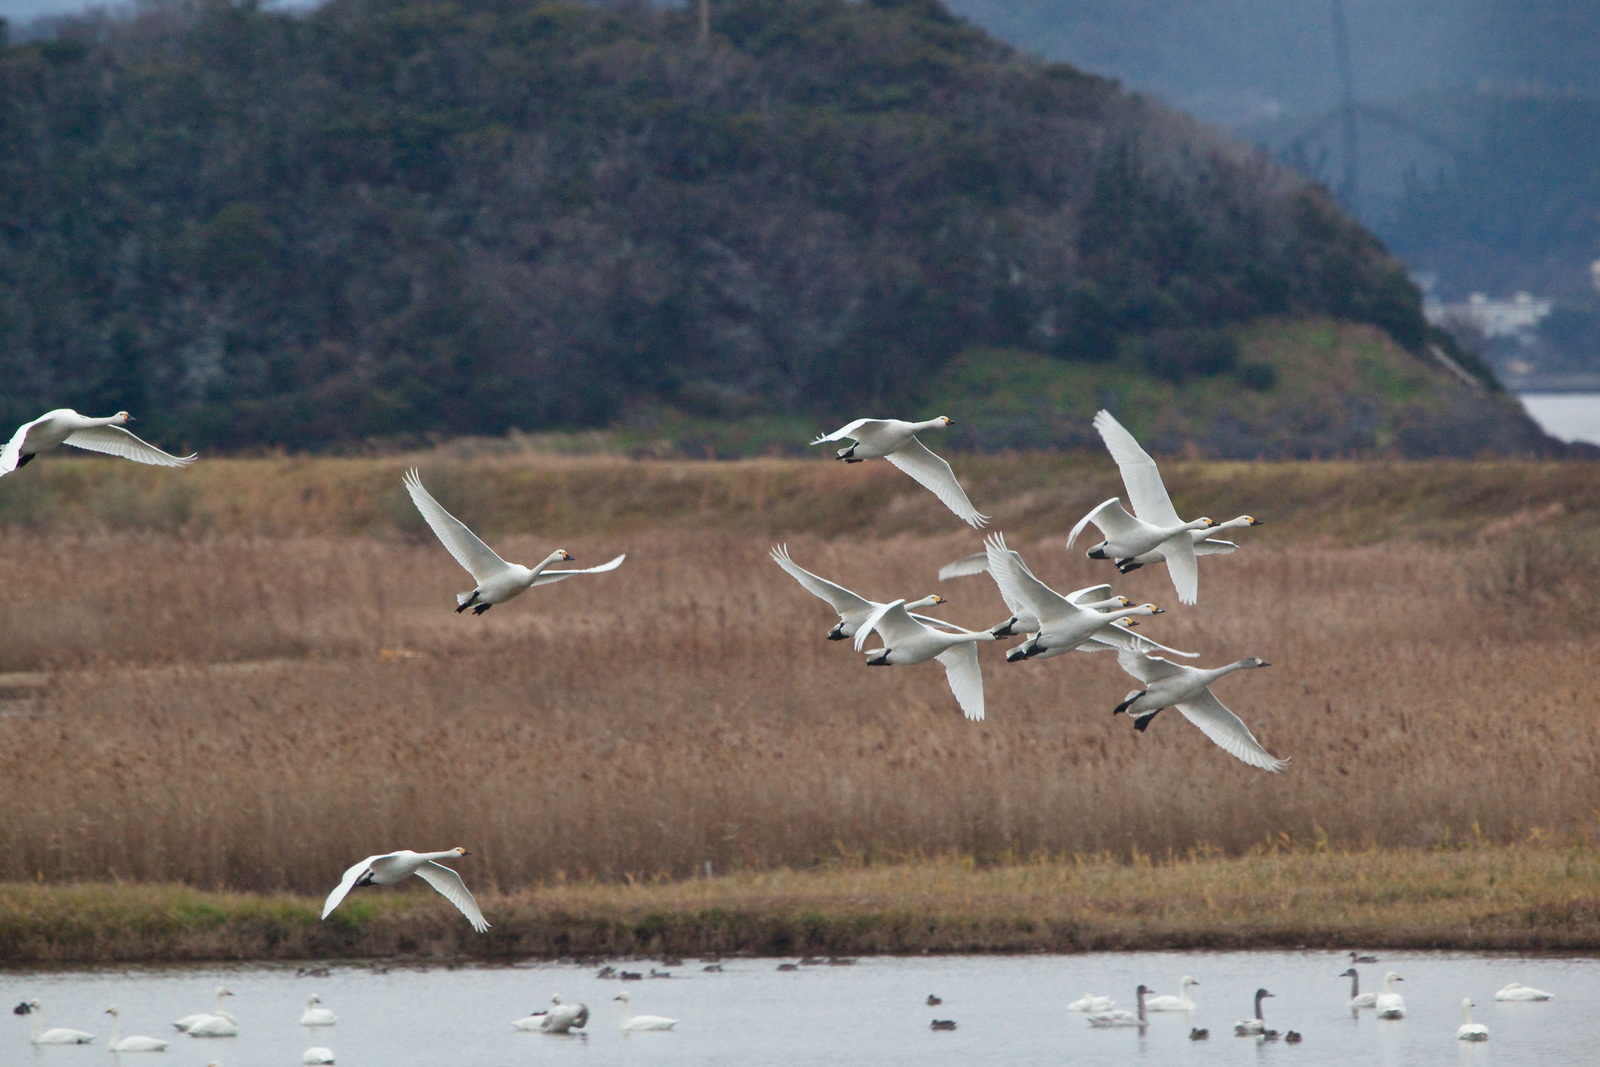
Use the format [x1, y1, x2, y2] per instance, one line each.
[615, 992, 678, 1031]
[1116, 515, 1263, 573]
[1087, 985, 1148, 1027]
[981, 533, 1166, 663]
[302, 1047, 335, 1064]
[1067, 410, 1222, 604]
[1067, 993, 1115, 1012]
[174, 987, 236, 1032]
[1340, 967, 1378, 1008]
[1114, 649, 1288, 772]
[1, 409, 196, 477]
[321, 847, 490, 932]
[1374, 972, 1406, 1019]
[1494, 981, 1553, 1001]
[1144, 976, 1198, 1011]
[1457, 997, 1488, 1041]
[510, 1008, 550, 1031]
[540, 994, 589, 1034]
[185, 1009, 239, 1038]
[1233, 988, 1274, 1035]
[769, 545, 959, 641]
[20, 1000, 94, 1044]
[852, 598, 995, 721]
[811, 417, 987, 527]
[403, 469, 623, 614]
[300, 995, 337, 1026]
[105, 1007, 169, 1052]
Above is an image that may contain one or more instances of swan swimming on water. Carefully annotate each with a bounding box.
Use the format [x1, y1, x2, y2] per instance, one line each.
[1374, 972, 1406, 1019]
[1143, 976, 1198, 1011]
[105, 1007, 169, 1052]
[810, 417, 987, 528]
[614, 992, 678, 1031]
[19, 1000, 94, 1044]
[302, 1047, 335, 1064]
[321, 847, 490, 932]
[403, 469, 623, 614]
[540, 995, 589, 1034]
[1087, 985, 1148, 1027]
[1113, 648, 1288, 771]
[175, 987, 237, 1034]
[1458, 998, 1488, 1041]
[1234, 988, 1274, 1035]
[1340, 967, 1378, 1008]
[300, 996, 337, 1026]
[1494, 981, 1553, 1001]
[1067, 410, 1227, 604]
[1, 409, 197, 477]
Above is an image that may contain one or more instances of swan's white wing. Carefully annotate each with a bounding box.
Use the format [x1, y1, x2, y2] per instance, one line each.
[61, 424, 197, 467]
[1194, 539, 1239, 557]
[415, 862, 491, 932]
[985, 532, 1074, 625]
[853, 599, 927, 650]
[771, 545, 873, 615]
[0, 413, 52, 475]
[885, 438, 988, 528]
[1065, 584, 1114, 605]
[321, 854, 393, 919]
[1067, 497, 1139, 547]
[1093, 409, 1179, 527]
[1160, 533, 1200, 604]
[938, 551, 990, 581]
[810, 418, 881, 444]
[935, 643, 986, 722]
[1116, 647, 1189, 685]
[403, 469, 511, 583]
[910, 612, 970, 633]
[1175, 689, 1289, 772]
[1091, 626, 1200, 658]
[529, 554, 626, 587]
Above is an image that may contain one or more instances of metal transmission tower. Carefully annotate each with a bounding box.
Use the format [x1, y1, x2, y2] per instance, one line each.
[1329, 0, 1359, 202]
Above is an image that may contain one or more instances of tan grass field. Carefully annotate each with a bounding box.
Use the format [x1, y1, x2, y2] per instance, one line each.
[2, 453, 1599, 956]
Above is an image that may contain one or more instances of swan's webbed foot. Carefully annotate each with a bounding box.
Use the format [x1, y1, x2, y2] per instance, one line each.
[1117, 560, 1144, 573]
[835, 444, 857, 461]
[990, 618, 1018, 638]
[844, 457, 864, 463]
[1087, 547, 1108, 560]
[866, 650, 892, 666]
[1132, 708, 1162, 732]
[16, 452, 35, 468]
[457, 591, 481, 614]
[472, 603, 492, 615]
[826, 623, 848, 641]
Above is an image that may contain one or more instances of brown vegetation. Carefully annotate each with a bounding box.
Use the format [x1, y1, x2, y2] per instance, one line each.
[2, 454, 1598, 907]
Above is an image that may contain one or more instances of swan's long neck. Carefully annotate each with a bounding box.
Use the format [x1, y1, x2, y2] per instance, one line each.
[1349, 972, 1359, 999]
[420, 850, 460, 863]
[108, 1011, 121, 1045]
[1461, 1000, 1473, 1025]
[905, 595, 942, 610]
[619, 998, 632, 1024]
[913, 418, 947, 432]
[1255, 991, 1268, 1022]
[531, 551, 568, 576]
[1201, 659, 1256, 685]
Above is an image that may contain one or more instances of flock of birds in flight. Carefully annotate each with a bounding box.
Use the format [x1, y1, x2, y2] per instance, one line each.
[14, 404, 1540, 1054]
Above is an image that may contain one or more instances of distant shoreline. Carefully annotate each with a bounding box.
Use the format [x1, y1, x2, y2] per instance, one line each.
[6, 848, 1600, 965]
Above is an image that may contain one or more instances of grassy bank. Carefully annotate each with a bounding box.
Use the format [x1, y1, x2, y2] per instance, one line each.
[5, 847, 1600, 964]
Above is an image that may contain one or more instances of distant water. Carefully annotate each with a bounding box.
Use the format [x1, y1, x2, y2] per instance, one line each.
[1519, 393, 1600, 446]
[5, 950, 1596, 1065]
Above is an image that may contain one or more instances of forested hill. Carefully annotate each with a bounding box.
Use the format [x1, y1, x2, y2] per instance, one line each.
[0, 0, 1486, 453]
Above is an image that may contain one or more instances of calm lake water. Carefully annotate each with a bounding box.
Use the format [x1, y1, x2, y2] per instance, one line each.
[1518, 392, 1600, 446]
[5, 951, 1594, 1066]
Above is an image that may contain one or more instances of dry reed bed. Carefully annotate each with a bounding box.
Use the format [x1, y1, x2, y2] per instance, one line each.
[2, 515, 1598, 894]
[7, 846, 1600, 963]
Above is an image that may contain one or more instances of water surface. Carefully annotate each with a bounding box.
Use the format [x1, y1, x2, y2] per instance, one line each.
[5, 951, 1592, 1066]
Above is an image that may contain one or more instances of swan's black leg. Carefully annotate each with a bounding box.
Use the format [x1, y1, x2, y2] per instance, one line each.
[473, 603, 492, 615]
[1087, 547, 1108, 559]
[457, 590, 480, 614]
[826, 622, 848, 641]
[16, 452, 35, 468]
[1112, 690, 1146, 715]
[991, 618, 1018, 638]
[1132, 708, 1163, 732]
[1118, 560, 1144, 573]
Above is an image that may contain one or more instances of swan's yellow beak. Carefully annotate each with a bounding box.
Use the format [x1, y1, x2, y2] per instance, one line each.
[933, 595, 946, 604]
[559, 550, 573, 561]
[941, 416, 953, 425]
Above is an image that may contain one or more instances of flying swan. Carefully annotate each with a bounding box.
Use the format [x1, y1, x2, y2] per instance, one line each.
[769, 545, 959, 641]
[1, 409, 197, 477]
[852, 598, 996, 721]
[321, 847, 490, 932]
[1113, 649, 1288, 772]
[19, 1000, 94, 1044]
[1114, 514, 1264, 573]
[1067, 410, 1224, 604]
[105, 1007, 170, 1052]
[403, 469, 623, 614]
[615, 992, 678, 1031]
[811, 417, 987, 527]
